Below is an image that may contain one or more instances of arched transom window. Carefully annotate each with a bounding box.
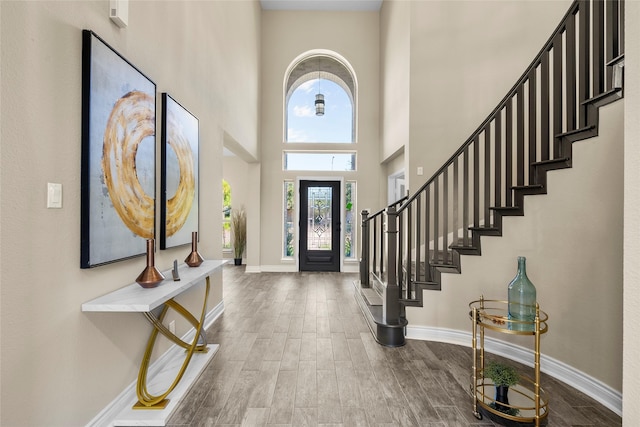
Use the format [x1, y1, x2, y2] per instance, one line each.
[284, 52, 357, 171]
[285, 54, 356, 144]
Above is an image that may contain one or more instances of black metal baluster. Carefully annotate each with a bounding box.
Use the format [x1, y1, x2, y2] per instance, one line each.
[494, 114, 502, 207]
[463, 147, 470, 245]
[528, 69, 537, 183]
[379, 215, 385, 280]
[397, 212, 404, 295]
[553, 32, 564, 158]
[453, 158, 460, 246]
[443, 167, 449, 263]
[516, 86, 525, 186]
[360, 210, 370, 287]
[505, 98, 513, 206]
[578, 1, 590, 127]
[593, 0, 605, 96]
[566, 13, 577, 132]
[434, 176, 440, 263]
[483, 125, 491, 225]
[406, 202, 413, 288]
[415, 193, 422, 285]
[473, 137, 480, 228]
[372, 216, 377, 277]
[425, 186, 432, 280]
[541, 50, 551, 160]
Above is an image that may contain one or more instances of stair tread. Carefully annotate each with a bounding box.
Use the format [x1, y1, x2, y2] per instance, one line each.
[468, 225, 499, 230]
[430, 262, 459, 269]
[490, 206, 524, 217]
[450, 248, 480, 256]
[400, 299, 423, 307]
[449, 243, 478, 250]
[533, 157, 570, 166]
[556, 125, 596, 138]
[512, 184, 544, 190]
[361, 288, 382, 306]
[490, 206, 521, 211]
[584, 87, 623, 107]
[412, 280, 439, 287]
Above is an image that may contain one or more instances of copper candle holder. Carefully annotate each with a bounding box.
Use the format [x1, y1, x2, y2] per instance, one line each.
[136, 239, 165, 288]
[185, 231, 204, 267]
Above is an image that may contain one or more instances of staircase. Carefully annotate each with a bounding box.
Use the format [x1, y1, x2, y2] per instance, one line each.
[355, 0, 625, 347]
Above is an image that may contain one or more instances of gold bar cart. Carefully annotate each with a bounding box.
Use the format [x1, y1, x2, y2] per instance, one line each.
[469, 296, 549, 426]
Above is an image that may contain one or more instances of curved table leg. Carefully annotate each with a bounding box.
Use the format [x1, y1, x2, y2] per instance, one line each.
[143, 301, 208, 353]
[134, 276, 210, 409]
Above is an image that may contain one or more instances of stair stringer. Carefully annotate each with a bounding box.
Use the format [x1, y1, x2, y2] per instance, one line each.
[405, 99, 624, 416]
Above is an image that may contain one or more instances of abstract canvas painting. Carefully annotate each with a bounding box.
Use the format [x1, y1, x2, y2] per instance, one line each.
[81, 30, 156, 268]
[160, 93, 199, 249]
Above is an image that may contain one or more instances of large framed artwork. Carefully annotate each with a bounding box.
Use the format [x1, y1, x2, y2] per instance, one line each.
[160, 93, 199, 249]
[80, 30, 157, 268]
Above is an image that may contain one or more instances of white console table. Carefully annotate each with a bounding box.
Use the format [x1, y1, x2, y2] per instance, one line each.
[83, 259, 226, 426]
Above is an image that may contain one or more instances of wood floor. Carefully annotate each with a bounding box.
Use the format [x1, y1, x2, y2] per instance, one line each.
[166, 265, 622, 427]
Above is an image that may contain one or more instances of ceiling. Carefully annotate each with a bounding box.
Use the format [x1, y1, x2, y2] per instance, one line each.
[260, 0, 383, 12]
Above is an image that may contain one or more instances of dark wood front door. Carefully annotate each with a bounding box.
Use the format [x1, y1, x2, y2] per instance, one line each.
[299, 180, 340, 272]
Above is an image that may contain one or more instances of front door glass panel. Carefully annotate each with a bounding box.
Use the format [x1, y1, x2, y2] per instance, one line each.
[307, 186, 332, 251]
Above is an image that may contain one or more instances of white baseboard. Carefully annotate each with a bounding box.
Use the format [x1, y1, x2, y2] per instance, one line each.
[244, 265, 263, 273]
[405, 325, 622, 417]
[235, 264, 298, 273]
[86, 301, 225, 427]
[248, 264, 360, 273]
[342, 262, 359, 273]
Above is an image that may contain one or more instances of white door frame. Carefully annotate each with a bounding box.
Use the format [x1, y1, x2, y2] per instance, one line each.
[388, 169, 406, 205]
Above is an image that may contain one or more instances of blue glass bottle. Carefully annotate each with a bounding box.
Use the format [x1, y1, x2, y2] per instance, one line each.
[508, 256, 536, 331]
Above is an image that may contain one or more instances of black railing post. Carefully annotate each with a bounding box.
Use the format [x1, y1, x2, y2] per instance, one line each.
[384, 206, 401, 324]
[360, 209, 370, 287]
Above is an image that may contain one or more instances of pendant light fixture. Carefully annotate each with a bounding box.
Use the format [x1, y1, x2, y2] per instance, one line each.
[315, 93, 325, 116]
[315, 59, 325, 116]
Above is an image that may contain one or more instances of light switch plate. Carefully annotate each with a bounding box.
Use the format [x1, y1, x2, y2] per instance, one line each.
[47, 183, 62, 208]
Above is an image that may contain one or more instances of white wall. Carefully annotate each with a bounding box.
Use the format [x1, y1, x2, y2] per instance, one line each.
[0, 1, 260, 425]
[380, 0, 410, 164]
[259, 10, 381, 270]
[407, 0, 571, 192]
[623, 1, 640, 424]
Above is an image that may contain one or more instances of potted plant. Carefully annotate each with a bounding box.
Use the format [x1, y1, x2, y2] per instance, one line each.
[231, 206, 246, 265]
[484, 360, 520, 416]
